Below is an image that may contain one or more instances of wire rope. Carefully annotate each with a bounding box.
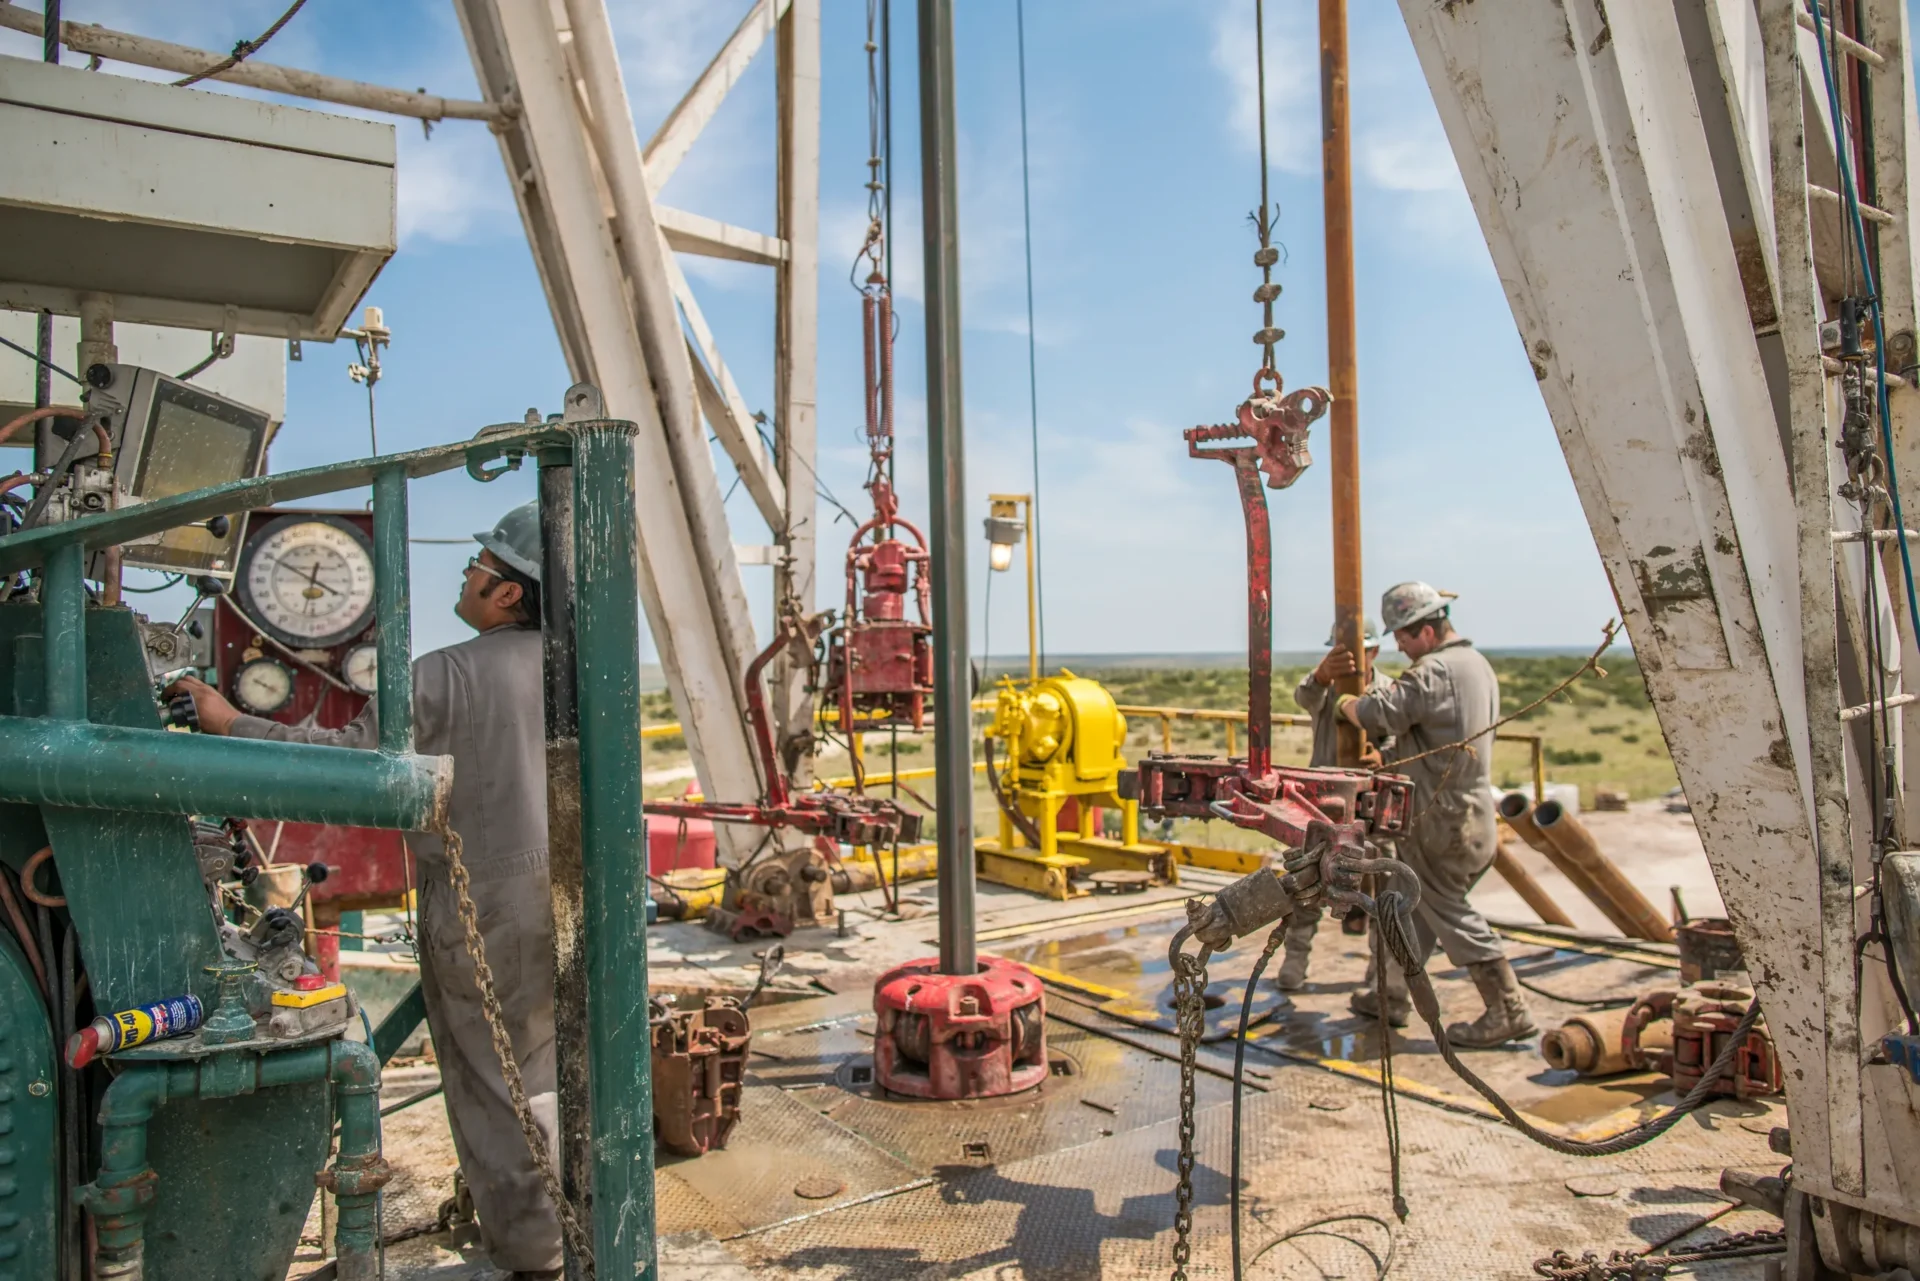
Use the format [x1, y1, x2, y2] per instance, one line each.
[172, 0, 308, 88]
[1014, 0, 1047, 670]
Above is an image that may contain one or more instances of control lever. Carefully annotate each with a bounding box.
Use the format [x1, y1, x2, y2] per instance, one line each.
[287, 861, 330, 915]
[171, 574, 227, 638]
[154, 666, 201, 731]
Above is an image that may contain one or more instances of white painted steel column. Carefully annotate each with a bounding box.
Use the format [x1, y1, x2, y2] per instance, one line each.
[774, 0, 822, 786]
[1399, 0, 1836, 1190]
[466, 2, 764, 836]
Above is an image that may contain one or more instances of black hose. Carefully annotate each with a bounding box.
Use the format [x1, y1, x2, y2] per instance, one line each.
[1381, 894, 1766, 1157]
[1232, 921, 1288, 1281]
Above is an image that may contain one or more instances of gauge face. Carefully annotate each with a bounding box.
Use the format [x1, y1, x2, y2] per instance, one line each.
[237, 516, 377, 649]
[342, 643, 378, 695]
[233, 657, 295, 715]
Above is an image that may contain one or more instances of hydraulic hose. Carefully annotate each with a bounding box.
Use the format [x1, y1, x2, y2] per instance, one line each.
[1376, 891, 1763, 1157]
[1232, 920, 1288, 1281]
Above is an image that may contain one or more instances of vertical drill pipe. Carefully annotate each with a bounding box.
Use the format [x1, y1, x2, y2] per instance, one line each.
[371, 466, 412, 753]
[1320, 0, 1365, 768]
[1232, 453, 1274, 776]
[571, 419, 655, 1277]
[537, 449, 592, 1278]
[919, 0, 977, 976]
[44, 540, 86, 720]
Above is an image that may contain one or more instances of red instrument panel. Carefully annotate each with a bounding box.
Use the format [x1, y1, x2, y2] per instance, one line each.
[213, 507, 410, 976]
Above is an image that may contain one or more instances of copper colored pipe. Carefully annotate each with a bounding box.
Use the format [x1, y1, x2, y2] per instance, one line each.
[20, 846, 67, 908]
[1320, 0, 1366, 769]
[0, 472, 35, 498]
[1497, 791, 1638, 935]
[0, 864, 49, 1000]
[1492, 842, 1576, 928]
[0, 404, 83, 447]
[1534, 800, 1675, 943]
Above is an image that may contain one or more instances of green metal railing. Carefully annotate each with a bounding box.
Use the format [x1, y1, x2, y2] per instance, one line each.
[0, 413, 656, 1279]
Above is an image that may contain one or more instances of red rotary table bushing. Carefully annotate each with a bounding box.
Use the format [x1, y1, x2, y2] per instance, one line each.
[872, 955, 1048, 1099]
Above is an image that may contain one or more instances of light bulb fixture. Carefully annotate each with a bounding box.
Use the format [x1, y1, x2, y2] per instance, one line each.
[984, 500, 1025, 574]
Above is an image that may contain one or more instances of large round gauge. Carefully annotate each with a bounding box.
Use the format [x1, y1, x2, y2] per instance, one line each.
[233, 657, 296, 715]
[342, 643, 378, 695]
[236, 515, 376, 649]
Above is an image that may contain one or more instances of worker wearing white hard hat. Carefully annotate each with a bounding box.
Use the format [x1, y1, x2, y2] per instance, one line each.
[1333, 582, 1538, 1049]
[169, 501, 564, 1279]
[1278, 616, 1391, 992]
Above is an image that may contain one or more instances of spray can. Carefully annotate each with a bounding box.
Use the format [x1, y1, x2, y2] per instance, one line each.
[65, 993, 206, 1068]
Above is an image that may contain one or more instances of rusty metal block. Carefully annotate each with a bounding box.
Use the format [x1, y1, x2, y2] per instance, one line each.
[652, 997, 752, 1157]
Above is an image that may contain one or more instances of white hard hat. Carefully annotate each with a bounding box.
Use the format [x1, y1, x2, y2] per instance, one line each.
[1380, 581, 1456, 633]
[474, 500, 543, 582]
[1323, 617, 1383, 647]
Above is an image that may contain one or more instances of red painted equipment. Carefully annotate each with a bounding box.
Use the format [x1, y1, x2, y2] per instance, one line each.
[644, 616, 922, 939]
[1121, 383, 1413, 854]
[212, 507, 409, 980]
[643, 617, 922, 849]
[646, 794, 717, 876]
[822, 268, 933, 732]
[872, 955, 1048, 1099]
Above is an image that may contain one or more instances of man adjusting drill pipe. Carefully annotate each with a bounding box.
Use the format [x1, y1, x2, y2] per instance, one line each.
[1279, 616, 1390, 991]
[1335, 581, 1538, 1049]
[166, 501, 564, 1281]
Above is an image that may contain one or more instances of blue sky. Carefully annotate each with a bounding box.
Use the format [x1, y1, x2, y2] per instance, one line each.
[4, 1, 1620, 662]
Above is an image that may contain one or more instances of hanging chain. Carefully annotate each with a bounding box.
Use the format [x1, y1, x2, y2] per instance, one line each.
[436, 822, 596, 1271]
[1169, 939, 1211, 1281]
[1250, 0, 1284, 389]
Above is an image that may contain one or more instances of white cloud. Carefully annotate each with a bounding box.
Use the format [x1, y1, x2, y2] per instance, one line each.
[1210, 1, 1321, 175]
[395, 126, 512, 246]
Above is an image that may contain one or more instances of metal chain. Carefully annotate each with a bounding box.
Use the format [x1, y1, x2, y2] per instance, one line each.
[1169, 937, 1211, 1281]
[435, 822, 596, 1271]
[1250, 0, 1283, 385]
[1532, 1229, 1786, 1280]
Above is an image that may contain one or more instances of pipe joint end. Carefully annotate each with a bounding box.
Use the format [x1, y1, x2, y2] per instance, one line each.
[317, 1154, 394, 1198]
[77, 1169, 159, 1222]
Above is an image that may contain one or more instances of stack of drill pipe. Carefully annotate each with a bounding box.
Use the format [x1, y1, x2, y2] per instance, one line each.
[1492, 842, 1577, 927]
[1497, 793, 1674, 942]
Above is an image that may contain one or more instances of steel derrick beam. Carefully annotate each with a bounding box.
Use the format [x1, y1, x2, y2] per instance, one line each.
[454, 0, 765, 845]
[1399, 0, 1835, 1188]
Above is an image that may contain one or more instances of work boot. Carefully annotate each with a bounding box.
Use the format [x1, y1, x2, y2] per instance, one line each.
[1275, 915, 1319, 991]
[1445, 958, 1540, 1048]
[1348, 954, 1410, 1027]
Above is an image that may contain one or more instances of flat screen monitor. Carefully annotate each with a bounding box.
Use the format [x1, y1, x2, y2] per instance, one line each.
[109, 368, 272, 576]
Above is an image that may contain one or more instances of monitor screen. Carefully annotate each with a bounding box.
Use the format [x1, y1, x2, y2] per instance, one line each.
[124, 378, 270, 574]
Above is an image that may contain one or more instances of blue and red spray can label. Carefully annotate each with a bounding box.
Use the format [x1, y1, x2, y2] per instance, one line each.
[65, 993, 205, 1067]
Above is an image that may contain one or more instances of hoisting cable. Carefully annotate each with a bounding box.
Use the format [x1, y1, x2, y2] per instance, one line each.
[1015, 0, 1047, 669]
[171, 0, 308, 88]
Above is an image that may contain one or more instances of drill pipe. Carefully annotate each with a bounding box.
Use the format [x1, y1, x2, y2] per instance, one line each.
[1498, 792, 1647, 939]
[1533, 799, 1675, 943]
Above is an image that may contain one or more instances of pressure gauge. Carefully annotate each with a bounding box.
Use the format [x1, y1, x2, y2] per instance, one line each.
[342, 643, 378, 695]
[233, 657, 296, 716]
[236, 515, 377, 649]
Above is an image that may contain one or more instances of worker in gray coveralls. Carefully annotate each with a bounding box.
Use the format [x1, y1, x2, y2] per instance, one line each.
[1334, 581, 1538, 1049]
[168, 501, 562, 1280]
[1280, 616, 1391, 992]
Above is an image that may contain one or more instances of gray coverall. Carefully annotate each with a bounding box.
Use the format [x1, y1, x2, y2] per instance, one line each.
[230, 624, 562, 1273]
[1349, 637, 1505, 969]
[1290, 666, 1392, 952]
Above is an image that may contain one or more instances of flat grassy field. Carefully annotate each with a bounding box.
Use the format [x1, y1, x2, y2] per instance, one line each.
[639, 652, 1678, 837]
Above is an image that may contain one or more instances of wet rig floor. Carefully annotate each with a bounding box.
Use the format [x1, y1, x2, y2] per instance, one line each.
[347, 866, 1784, 1280]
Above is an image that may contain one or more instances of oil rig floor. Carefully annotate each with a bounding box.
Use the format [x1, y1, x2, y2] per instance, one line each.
[329, 868, 1783, 1280]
